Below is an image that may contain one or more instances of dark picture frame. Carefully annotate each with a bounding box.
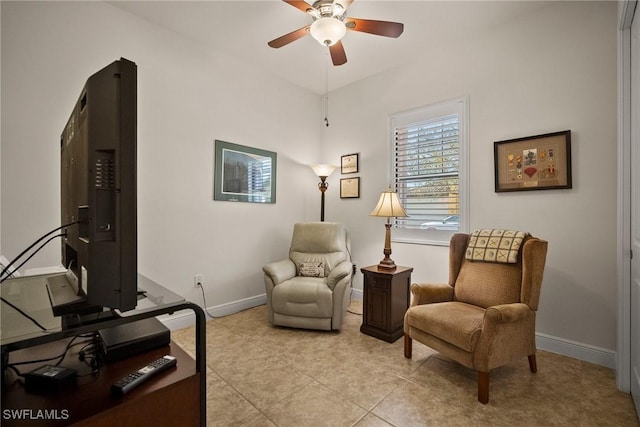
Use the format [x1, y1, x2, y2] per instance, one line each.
[340, 177, 360, 198]
[214, 140, 277, 203]
[341, 153, 359, 174]
[494, 130, 572, 192]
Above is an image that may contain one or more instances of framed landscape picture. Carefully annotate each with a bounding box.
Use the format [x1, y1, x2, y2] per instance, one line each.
[214, 140, 277, 203]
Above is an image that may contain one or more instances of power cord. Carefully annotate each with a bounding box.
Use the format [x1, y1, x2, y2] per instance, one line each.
[196, 282, 220, 319]
[196, 282, 257, 319]
[6, 333, 100, 379]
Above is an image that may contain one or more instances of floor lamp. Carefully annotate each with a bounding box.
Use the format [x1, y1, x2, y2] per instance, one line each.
[311, 164, 337, 222]
[370, 188, 408, 270]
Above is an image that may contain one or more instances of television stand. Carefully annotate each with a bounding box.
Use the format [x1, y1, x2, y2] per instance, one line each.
[1, 273, 206, 426]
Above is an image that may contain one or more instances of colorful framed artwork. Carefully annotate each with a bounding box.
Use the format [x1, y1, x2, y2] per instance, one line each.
[494, 130, 572, 192]
[341, 153, 359, 174]
[214, 140, 277, 203]
[340, 177, 360, 199]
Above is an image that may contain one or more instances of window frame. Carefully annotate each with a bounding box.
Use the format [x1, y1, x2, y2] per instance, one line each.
[388, 97, 469, 246]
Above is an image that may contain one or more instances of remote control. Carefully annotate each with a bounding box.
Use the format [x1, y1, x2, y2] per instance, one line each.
[111, 355, 177, 396]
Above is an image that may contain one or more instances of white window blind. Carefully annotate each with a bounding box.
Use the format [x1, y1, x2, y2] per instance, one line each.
[390, 98, 467, 244]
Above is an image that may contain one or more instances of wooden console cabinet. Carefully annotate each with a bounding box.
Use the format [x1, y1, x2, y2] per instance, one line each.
[360, 265, 413, 343]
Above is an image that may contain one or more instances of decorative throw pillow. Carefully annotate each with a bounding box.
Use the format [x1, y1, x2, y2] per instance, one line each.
[298, 262, 325, 277]
[465, 229, 528, 264]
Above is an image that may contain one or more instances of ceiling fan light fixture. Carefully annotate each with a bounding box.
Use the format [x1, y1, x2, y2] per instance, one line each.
[310, 17, 346, 46]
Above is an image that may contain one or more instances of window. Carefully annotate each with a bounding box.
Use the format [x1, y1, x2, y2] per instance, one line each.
[390, 97, 468, 245]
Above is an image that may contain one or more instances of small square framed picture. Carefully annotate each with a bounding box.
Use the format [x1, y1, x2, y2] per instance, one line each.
[340, 177, 360, 198]
[341, 153, 359, 174]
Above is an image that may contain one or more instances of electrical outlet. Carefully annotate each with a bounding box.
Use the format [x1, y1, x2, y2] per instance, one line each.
[194, 274, 204, 288]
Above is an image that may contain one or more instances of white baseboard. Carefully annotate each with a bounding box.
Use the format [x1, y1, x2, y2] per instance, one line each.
[159, 290, 616, 370]
[158, 294, 267, 331]
[535, 332, 616, 369]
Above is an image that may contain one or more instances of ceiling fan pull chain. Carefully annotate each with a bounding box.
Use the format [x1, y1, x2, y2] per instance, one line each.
[324, 54, 330, 127]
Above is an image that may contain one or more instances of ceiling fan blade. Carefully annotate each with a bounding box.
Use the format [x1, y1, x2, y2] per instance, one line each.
[268, 26, 310, 48]
[329, 41, 347, 66]
[283, 0, 314, 14]
[345, 18, 404, 38]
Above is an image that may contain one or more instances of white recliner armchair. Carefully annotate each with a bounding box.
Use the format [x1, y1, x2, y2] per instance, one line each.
[263, 222, 353, 331]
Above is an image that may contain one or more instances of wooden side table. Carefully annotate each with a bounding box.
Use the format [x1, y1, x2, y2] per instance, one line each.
[360, 265, 413, 343]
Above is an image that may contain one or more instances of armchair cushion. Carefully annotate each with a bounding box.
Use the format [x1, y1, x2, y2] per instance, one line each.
[272, 277, 333, 318]
[406, 302, 484, 352]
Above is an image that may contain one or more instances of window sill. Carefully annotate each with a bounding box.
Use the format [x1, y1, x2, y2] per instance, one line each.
[392, 236, 451, 247]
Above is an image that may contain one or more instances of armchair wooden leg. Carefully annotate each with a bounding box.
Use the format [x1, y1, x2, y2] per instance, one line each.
[478, 371, 489, 404]
[404, 334, 412, 359]
[528, 354, 537, 373]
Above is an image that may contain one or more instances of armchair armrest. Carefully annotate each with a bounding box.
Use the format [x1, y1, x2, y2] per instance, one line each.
[410, 282, 454, 307]
[484, 303, 532, 324]
[326, 261, 352, 290]
[263, 259, 296, 286]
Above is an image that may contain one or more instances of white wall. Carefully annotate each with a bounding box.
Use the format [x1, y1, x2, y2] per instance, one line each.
[322, 1, 619, 359]
[1, 1, 322, 309]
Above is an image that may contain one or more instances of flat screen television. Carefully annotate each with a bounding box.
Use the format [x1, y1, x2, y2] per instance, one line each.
[47, 58, 138, 316]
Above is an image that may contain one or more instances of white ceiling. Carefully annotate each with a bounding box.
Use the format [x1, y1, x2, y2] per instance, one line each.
[109, 1, 553, 95]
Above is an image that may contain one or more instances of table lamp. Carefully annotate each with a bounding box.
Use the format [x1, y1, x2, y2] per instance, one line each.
[370, 188, 408, 270]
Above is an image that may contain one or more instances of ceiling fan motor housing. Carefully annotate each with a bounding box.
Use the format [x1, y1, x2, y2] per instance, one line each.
[310, 0, 347, 19]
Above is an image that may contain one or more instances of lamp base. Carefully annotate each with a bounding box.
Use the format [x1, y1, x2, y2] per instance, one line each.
[377, 257, 397, 270]
[378, 222, 397, 270]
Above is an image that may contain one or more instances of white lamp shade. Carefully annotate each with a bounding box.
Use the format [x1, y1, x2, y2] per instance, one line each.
[310, 17, 347, 46]
[311, 164, 337, 178]
[370, 189, 408, 218]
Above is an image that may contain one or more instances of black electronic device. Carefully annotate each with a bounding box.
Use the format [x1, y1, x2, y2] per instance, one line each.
[111, 355, 176, 396]
[48, 58, 138, 316]
[98, 317, 170, 363]
[24, 365, 77, 393]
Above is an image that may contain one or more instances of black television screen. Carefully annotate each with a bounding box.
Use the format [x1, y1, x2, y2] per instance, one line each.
[48, 58, 137, 316]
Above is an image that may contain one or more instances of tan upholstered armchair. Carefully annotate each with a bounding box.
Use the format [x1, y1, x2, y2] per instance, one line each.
[263, 222, 353, 331]
[404, 230, 548, 403]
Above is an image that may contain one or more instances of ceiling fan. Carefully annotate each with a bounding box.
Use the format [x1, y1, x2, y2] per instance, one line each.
[268, 0, 404, 66]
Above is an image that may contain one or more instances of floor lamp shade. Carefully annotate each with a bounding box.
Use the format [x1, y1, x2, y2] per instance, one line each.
[370, 189, 408, 270]
[311, 164, 337, 178]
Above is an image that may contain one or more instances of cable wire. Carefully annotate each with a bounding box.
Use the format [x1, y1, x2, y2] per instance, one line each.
[1, 234, 65, 285]
[1, 221, 78, 281]
[197, 283, 219, 319]
[0, 297, 49, 331]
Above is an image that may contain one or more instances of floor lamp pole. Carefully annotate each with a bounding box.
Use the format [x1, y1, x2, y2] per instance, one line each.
[318, 176, 328, 222]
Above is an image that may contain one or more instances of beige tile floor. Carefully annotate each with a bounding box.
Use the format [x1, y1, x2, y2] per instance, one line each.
[171, 302, 639, 427]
